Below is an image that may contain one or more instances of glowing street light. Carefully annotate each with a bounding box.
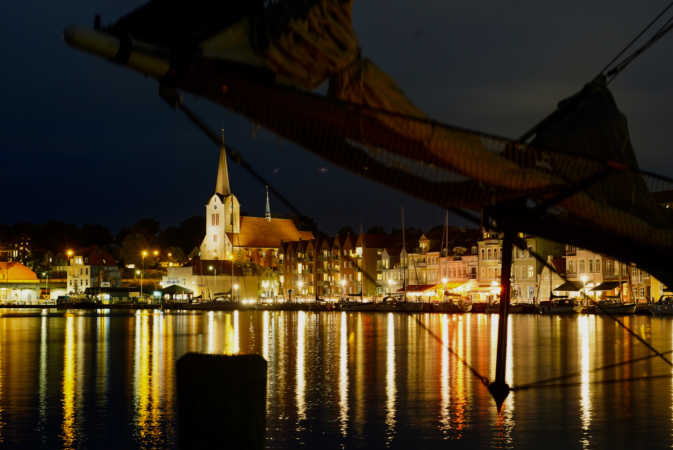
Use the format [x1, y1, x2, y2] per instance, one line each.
[66, 249, 74, 257]
[140, 250, 148, 302]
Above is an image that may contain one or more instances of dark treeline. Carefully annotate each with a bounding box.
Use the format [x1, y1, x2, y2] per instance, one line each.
[0, 217, 206, 268]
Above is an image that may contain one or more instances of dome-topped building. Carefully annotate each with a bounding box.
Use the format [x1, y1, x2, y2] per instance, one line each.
[0, 262, 40, 303]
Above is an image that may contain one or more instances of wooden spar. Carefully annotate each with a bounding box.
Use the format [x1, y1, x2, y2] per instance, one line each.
[489, 230, 514, 408]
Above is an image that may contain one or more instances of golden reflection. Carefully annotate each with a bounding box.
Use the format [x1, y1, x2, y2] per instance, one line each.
[150, 311, 163, 433]
[134, 311, 151, 440]
[296, 311, 306, 422]
[39, 315, 47, 428]
[233, 310, 240, 354]
[62, 314, 76, 448]
[207, 311, 215, 353]
[96, 314, 109, 410]
[454, 315, 466, 434]
[263, 311, 269, 361]
[439, 314, 450, 433]
[263, 311, 271, 413]
[339, 312, 349, 437]
[132, 311, 166, 444]
[578, 315, 592, 449]
[490, 315, 498, 378]
[385, 313, 396, 443]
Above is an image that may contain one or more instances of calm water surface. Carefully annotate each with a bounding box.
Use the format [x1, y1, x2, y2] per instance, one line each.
[0, 309, 672, 449]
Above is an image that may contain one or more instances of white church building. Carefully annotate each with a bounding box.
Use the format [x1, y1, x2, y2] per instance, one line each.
[163, 140, 312, 300]
[199, 141, 313, 266]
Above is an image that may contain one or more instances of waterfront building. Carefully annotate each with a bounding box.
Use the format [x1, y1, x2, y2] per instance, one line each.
[161, 259, 266, 301]
[0, 262, 40, 302]
[510, 236, 564, 303]
[199, 142, 313, 266]
[477, 231, 502, 301]
[565, 245, 655, 302]
[380, 246, 403, 296]
[65, 249, 121, 295]
[355, 233, 389, 297]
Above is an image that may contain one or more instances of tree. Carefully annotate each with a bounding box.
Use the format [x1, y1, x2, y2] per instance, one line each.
[367, 226, 386, 234]
[337, 226, 355, 238]
[79, 224, 113, 247]
[130, 218, 161, 241]
[165, 246, 186, 264]
[120, 233, 150, 267]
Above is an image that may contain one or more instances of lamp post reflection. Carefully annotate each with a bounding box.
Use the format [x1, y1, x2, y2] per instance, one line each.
[385, 313, 396, 444]
[296, 311, 306, 423]
[339, 311, 349, 437]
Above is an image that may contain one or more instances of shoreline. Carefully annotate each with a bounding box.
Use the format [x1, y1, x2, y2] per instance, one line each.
[0, 301, 654, 315]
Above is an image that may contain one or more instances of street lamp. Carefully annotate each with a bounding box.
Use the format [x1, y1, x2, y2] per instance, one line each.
[580, 274, 588, 304]
[387, 278, 393, 295]
[340, 278, 347, 299]
[140, 250, 148, 302]
[233, 283, 239, 302]
[42, 271, 49, 301]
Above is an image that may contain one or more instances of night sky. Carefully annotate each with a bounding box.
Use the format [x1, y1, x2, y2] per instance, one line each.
[2, 0, 673, 234]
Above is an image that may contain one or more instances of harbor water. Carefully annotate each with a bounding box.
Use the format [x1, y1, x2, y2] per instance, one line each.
[0, 309, 671, 449]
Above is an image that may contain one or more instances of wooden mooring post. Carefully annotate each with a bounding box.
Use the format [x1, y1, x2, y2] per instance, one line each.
[177, 353, 267, 450]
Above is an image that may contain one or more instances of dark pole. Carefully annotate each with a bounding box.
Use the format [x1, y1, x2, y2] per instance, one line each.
[489, 230, 514, 409]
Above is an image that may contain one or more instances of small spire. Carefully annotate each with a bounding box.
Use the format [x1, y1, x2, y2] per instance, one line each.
[265, 185, 271, 222]
[215, 129, 231, 196]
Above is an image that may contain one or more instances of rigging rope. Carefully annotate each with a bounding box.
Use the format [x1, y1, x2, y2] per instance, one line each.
[602, 0, 673, 83]
[175, 92, 673, 401]
[599, 0, 673, 77]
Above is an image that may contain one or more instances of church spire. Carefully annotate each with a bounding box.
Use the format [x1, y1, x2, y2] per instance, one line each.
[215, 129, 231, 196]
[265, 185, 271, 222]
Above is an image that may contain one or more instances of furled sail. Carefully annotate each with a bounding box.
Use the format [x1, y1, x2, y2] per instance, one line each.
[64, 0, 673, 284]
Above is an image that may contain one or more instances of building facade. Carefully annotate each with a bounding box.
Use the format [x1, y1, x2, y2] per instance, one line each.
[200, 143, 313, 267]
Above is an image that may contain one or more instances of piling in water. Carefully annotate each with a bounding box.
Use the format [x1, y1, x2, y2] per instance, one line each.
[177, 353, 267, 450]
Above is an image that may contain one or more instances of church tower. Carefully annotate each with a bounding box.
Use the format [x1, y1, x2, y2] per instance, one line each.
[200, 135, 240, 260]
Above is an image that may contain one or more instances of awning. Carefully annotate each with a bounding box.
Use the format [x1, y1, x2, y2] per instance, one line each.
[591, 281, 620, 291]
[553, 281, 582, 292]
[397, 284, 437, 293]
[161, 284, 194, 295]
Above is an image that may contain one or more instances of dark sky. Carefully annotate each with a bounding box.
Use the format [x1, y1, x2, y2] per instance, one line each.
[2, 0, 673, 234]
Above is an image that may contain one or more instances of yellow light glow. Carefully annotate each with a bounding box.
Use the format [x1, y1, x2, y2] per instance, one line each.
[141, 250, 148, 257]
[385, 313, 396, 441]
[296, 311, 306, 421]
[442, 277, 448, 284]
[233, 283, 239, 290]
[340, 279, 346, 287]
[66, 249, 74, 257]
[153, 250, 159, 256]
[297, 280, 304, 288]
[339, 312, 348, 437]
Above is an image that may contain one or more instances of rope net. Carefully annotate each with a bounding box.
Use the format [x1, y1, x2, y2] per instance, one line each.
[108, 0, 673, 284]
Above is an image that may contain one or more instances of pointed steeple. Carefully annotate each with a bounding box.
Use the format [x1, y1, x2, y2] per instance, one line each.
[265, 185, 271, 222]
[215, 129, 231, 196]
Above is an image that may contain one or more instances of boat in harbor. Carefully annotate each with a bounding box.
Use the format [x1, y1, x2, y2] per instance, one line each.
[539, 298, 582, 314]
[647, 295, 673, 316]
[594, 298, 637, 315]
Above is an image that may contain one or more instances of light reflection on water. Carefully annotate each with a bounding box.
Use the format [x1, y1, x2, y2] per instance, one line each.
[0, 310, 671, 448]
